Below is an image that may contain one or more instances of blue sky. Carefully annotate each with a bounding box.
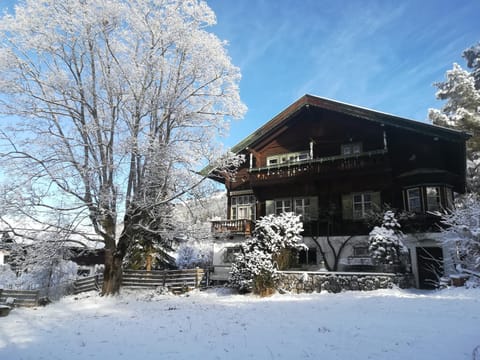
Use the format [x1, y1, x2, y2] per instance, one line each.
[2, 0, 479, 149]
[207, 0, 480, 148]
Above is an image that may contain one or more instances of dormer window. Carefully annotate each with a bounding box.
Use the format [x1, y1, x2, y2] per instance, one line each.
[341, 143, 362, 156]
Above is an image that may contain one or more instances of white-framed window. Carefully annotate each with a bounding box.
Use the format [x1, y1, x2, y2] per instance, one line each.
[353, 246, 370, 257]
[275, 199, 292, 215]
[231, 195, 256, 220]
[406, 187, 422, 213]
[267, 151, 309, 166]
[294, 198, 311, 220]
[426, 186, 441, 211]
[223, 247, 241, 263]
[353, 193, 372, 219]
[341, 143, 362, 156]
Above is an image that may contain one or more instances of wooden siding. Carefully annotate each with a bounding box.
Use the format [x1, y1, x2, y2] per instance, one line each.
[249, 149, 389, 186]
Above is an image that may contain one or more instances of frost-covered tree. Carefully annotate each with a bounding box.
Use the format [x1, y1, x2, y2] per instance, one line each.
[369, 210, 406, 266]
[429, 43, 480, 192]
[0, 0, 246, 294]
[438, 194, 480, 280]
[229, 213, 305, 295]
[173, 190, 225, 269]
[1, 232, 78, 298]
[463, 42, 480, 89]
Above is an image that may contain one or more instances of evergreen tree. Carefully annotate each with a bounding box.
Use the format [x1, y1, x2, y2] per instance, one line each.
[429, 43, 480, 192]
[229, 213, 304, 295]
[369, 210, 406, 265]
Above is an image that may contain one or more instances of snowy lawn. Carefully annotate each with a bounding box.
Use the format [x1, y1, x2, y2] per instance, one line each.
[0, 287, 479, 360]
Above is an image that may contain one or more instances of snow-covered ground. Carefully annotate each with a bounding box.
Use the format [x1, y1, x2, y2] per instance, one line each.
[1, 287, 479, 360]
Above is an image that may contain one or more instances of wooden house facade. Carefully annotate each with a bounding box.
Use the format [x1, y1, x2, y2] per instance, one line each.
[210, 95, 469, 288]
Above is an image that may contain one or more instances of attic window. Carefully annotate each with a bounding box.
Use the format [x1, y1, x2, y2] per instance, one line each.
[341, 143, 362, 156]
[267, 151, 309, 166]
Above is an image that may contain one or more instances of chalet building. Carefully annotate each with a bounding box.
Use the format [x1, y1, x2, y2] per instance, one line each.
[209, 94, 470, 289]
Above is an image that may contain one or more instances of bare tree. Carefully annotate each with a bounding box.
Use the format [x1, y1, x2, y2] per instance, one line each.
[0, 0, 246, 294]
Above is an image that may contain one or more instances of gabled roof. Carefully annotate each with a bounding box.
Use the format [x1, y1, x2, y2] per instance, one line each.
[231, 94, 470, 153]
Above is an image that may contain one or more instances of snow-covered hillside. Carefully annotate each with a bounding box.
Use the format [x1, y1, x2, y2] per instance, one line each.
[1, 287, 478, 360]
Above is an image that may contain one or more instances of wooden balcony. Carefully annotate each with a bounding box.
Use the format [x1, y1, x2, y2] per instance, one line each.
[211, 219, 254, 236]
[249, 149, 389, 185]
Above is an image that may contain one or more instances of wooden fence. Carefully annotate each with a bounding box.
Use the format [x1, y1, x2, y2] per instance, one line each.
[0, 289, 40, 307]
[122, 268, 206, 294]
[73, 274, 104, 294]
[72, 268, 207, 295]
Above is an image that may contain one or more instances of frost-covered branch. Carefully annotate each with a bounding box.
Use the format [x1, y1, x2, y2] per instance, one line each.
[0, 0, 246, 294]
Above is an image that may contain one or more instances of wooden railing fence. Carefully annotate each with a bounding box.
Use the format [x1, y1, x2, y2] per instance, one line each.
[0, 289, 40, 307]
[72, 268, 207, 295]
[73, 274, 104, 294]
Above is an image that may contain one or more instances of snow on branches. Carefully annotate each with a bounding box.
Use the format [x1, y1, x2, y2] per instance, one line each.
[438, 194, 480, 280]
[0, 0, 246, 294]
[229, 212, 305, 295]
[428, 43, 480, 192]
[368, 210, 406, 265]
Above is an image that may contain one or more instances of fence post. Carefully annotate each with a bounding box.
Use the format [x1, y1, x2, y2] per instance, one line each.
[195, 267, 200, 288]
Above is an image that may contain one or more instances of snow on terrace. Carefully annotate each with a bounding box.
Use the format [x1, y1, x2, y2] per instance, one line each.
[0, 287, 479, 360]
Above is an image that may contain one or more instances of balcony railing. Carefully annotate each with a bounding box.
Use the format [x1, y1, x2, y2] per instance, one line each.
[211, 219, 254, 236]
[249, 149, 389, 184]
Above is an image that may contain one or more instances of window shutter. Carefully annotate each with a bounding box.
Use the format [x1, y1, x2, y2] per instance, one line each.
[309, 196, 318, 220]
[371, 191, 381, 211]
[265, 200, 275, 215]
[341, 194, 353, 220]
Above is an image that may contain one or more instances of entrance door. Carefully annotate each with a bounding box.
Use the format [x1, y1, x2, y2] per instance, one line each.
[416, 247, 443, 289]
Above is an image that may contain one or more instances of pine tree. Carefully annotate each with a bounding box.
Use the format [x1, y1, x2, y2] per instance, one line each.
[429, 43, 480, 192]
[229, 212, 305, 295]
[369, 211, 406, 266]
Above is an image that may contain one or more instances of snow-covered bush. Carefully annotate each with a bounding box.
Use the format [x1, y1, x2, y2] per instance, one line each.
[439, 194, 480, 285]
[176, 239, 213, 269]
[369, 210, 406, 265]
[229, 212, 305, 295]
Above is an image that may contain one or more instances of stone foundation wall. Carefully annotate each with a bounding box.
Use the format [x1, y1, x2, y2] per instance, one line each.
[276, 271, 414, 294]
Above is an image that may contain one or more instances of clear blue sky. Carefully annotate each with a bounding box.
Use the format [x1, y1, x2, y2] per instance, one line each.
[207, 0, 480, 148]
[2, 0, 479, 149]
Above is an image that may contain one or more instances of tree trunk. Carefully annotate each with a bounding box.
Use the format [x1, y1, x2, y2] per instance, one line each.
[102, 249, 124, 295]
[146, 253, 152, 272]
[101, 218, 130, 295]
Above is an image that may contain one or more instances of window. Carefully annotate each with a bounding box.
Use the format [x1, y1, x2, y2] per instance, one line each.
[274, 197, 313, 219]
[426, 187, 441, 211]
[275, 199, 292, 215]
[298, 248, 317, 265]
[353, 193, 372, 219]
[231, 195, 256, 220]
[407, 188, 422, 212]
[294, 198, 310, 220]
[353, 246, 369, 257]
[405, 185, 452, 213]
[223, 247, 241, 263]
[341, 143, 362, 156]
[267, 151, 309, 166]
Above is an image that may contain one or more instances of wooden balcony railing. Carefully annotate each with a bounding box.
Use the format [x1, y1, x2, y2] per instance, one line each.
[211, 219, 254, 236]
[249, 149, 389, 184]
